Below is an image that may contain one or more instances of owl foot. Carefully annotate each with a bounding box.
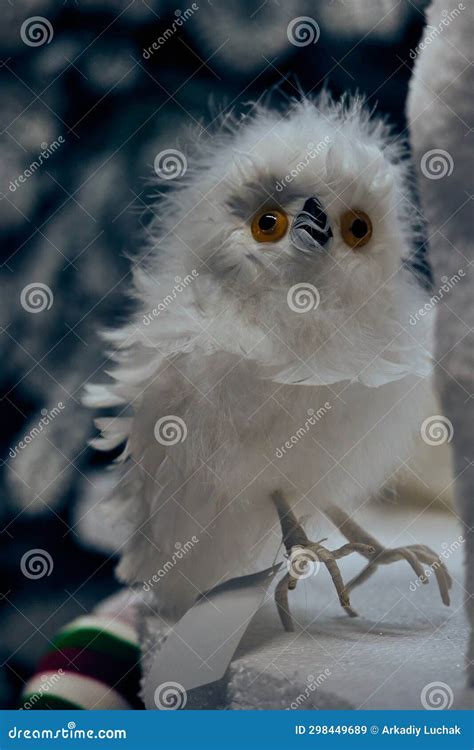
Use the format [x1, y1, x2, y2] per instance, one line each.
[271, 491, 375, 632]
[326, 505, 452, 606]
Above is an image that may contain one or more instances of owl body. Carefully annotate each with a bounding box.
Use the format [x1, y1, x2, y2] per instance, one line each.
[86, 96, 433, 619]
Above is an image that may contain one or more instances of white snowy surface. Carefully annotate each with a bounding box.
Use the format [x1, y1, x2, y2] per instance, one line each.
[227, 507, 471, 710]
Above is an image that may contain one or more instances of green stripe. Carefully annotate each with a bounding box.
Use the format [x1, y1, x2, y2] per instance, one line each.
[20, 693, 82, 711]
[51, 627, 140, 663]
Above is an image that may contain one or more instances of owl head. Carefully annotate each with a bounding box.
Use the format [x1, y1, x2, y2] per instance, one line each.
[128, 94, 430, 387]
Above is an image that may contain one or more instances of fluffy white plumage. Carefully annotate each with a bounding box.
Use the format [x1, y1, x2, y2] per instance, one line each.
[85, 95, 434, 620]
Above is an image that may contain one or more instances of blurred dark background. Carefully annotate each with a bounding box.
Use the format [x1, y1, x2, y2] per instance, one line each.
[0, 0, 429, 708]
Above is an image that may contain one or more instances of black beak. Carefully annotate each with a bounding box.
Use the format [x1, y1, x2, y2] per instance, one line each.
[290, 197, 332, 253]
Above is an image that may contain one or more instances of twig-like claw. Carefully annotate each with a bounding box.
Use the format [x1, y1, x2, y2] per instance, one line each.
[271, 492, 366, 630]
[326, 505, 452, 608]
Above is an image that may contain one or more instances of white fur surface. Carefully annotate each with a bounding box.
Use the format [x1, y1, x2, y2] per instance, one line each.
[85, 96, 434, 619]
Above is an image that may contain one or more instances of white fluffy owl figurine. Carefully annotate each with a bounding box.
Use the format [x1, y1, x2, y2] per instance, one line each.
[85, 94, 451, 632]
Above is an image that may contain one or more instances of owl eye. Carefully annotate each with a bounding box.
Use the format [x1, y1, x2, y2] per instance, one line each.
[340, 209, 373, 249]
[251, 208, 288, 243]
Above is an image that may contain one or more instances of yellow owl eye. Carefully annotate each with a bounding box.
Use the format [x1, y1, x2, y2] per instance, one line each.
[340, 209, 373, 249]
[251, 208, 288, 243]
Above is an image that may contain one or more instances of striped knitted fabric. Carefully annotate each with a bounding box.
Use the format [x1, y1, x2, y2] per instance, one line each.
[20, 592, 143, 710]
